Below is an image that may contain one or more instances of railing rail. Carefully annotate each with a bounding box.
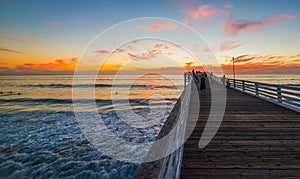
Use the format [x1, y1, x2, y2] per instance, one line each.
[227, 78, 300, 113]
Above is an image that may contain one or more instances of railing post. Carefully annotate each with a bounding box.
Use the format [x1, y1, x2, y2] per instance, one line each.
[242, 81, 245, 91]
[255, 82, 259, 96]
[234, 79, 236, 88]
[184, 73, 186, 89]
[277, 87, 282, 103]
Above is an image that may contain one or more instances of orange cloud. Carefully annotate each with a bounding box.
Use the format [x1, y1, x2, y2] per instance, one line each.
[224, 14, 266, 37]
[185, 62, 194, 68]
[268, 13, 297, 21]
[16, 57, 78, 72]
[0, 57, 78, 74]
[221, 54, 300, 74]
[41, 20, 62, 27]
[0, 47, 22, 54]
[0, 66, 10, 72]
[136, 21, 177, 31]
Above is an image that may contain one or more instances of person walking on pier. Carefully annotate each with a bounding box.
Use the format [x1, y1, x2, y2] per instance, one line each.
[200, 73, 206, 95]
[222, 75, 226, 87]
[192, 69, 199, 86]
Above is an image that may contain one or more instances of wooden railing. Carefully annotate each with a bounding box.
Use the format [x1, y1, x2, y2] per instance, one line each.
[227, 79, 300, 113]
[158, 76, 192, 179]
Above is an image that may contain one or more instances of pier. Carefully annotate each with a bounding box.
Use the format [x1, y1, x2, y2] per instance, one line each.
[136, 73, 300, 178]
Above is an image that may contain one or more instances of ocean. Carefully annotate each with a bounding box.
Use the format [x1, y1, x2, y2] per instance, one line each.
[0, 74, 299, 178]
[0, 74, 183, 178]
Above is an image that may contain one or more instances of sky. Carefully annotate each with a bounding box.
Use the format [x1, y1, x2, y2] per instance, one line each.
[0, 0, 300, 75]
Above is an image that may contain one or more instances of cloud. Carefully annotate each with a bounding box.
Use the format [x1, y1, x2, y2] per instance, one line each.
[126, 43, 179, 61]
[27, 37, 37, 42]
[0, 66, 10, 72]
[220, 41, 243, 52]
[221, 54, 300, 73]
[186, 4, 218, 20]
[0, 35, 26, 44]
[0, 47, 22, 54]
[0, 35, 38, 44]
[204, 41, 243, 53]
[94, 43, 180, 61]
[41, 20, 62, 27]
[234, 55, 256, 63]
[15, 57, 78, 72]
[268, 13, 297, 21]
[136, 21, 177, 31]
[114, 48, 127, 53]
[93, 48, 128, 56]
[184, 62, 195, 68]
[224, 14, 266, 37]
[93, 50, 110, 55]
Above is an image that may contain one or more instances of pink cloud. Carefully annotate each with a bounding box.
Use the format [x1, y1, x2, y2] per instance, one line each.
[220, 41, 243, 52]
[125, 42, 179, 61]
[137, 21, 177, 31]
[0, 35, 26, 44]
[186, 4, 218, 20]
[93, 48, 127, 56]
[93, 50, 110, 55]
[41, 20, 62, 27]
[113, 48, 127, 53]
[27, 37, 37, 42]
[224, 14, 266, 37]
[268, 13, 297, 21]
[0, 47, 22, 54]
[0, 35, 37, 44]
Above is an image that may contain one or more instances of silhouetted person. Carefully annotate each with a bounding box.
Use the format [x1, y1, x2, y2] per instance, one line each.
[200, 73, 206, 95]
[222, 75, 226, 86]
[226, 79, 230, 88]
[192, 69, 198, 85]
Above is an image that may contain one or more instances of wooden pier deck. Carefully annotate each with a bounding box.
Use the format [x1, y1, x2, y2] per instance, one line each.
[180, 81, 300, 178]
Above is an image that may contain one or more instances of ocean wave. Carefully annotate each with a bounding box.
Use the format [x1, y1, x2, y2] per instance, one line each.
[0, 111, 139, 178]
[22, 84, 181, 89]
[0, 98, 178, 105]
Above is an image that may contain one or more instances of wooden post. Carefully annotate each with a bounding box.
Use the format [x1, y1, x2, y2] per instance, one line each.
[255, 82, 259, 96]
[233, 57, 236, 88]
[277, 87, 282, 103]
[184, 73, 186, 89]
[242, 81, 245, 91]
[234, 79, 236, 88]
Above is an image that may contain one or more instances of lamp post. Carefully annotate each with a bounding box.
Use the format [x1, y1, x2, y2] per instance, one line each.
[232, 57, 236, 88]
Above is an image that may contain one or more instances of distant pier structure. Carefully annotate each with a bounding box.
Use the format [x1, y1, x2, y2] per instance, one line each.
[136, 73, 300, 178]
